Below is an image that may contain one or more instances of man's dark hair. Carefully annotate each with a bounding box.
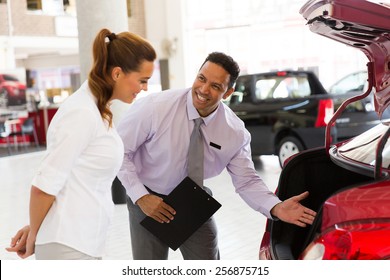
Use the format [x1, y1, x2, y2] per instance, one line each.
[200, 52, 240, 89]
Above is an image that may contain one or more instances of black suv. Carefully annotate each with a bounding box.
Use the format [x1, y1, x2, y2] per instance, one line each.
[227, 70, 387, 166]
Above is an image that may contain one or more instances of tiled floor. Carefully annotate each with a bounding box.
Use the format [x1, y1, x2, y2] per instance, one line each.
[0, 150, 281, 260]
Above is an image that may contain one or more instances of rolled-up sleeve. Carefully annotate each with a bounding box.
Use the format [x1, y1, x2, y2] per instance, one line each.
[32, 108, 97, 196]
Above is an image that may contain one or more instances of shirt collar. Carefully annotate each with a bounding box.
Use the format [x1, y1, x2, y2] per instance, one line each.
[186, 88, 220, 126]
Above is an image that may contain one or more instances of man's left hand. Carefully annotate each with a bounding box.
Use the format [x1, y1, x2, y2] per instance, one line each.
[271, 191, 316, 227]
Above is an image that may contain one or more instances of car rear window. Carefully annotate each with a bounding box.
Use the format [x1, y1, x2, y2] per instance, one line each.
[337, 122, 390, 168]
[254, 75, 311, 100]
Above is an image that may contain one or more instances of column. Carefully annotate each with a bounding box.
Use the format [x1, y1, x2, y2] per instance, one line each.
[75, 0, 129, 126]
[75, 0, 128, 82]
[0, 43, 16, 71]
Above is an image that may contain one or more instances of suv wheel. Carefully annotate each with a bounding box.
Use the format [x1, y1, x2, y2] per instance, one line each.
[277, 136, 304, 167]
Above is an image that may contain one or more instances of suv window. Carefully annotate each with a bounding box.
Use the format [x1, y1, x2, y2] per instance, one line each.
[329, 71, 375, 112]
[254, 75, 311, 100]
[235, 76, 252, 97]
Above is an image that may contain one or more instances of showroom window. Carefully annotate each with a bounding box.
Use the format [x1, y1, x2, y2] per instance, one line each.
[27, 0, 70, 14]
[27, 0, 42, 10]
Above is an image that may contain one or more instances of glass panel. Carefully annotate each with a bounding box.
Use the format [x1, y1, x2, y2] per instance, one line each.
[27, 0, 42, 10]
[254, 75, 311, 100]
[337, 123, 390, 168]
[255, 79, 276, 99]
[329, 71, 368, 95]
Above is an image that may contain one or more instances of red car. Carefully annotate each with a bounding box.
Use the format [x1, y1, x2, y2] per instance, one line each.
[0, 74, 27, 107]
[259, 0, 390, 260]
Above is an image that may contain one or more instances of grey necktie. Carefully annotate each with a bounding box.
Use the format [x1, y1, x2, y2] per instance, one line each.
[188, 118, 204, 187]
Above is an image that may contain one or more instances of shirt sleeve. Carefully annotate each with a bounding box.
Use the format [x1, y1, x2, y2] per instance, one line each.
[116, 97, 153, 203]
[226, 129, 281, 219]
[31, 108, 97, 196]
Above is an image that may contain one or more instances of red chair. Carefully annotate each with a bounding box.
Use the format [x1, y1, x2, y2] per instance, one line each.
[8, 117, 39, 151]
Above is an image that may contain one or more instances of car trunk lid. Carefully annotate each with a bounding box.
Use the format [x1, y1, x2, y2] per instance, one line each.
[300, 0, 390, 117]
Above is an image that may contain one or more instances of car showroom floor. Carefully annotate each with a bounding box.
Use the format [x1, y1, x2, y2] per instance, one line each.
[0, 149, 281, 260]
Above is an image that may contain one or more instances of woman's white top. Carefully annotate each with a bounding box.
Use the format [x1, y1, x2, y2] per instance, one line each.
[32, 82, 124, 257]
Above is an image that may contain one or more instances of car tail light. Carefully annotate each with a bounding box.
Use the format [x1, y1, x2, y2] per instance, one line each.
[259, 231, 272, 260]
[299, 219, 390, 260]
[276, 71, 287, 76]
[315, 99, 334, 127]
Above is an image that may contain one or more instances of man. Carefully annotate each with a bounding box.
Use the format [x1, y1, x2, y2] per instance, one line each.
[117, 52, 316, 260]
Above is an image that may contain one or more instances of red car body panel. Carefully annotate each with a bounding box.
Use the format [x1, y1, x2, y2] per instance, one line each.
[322, 181, 390, 232]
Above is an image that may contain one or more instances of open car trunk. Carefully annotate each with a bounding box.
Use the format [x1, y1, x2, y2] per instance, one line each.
[269, 147, 374, 259]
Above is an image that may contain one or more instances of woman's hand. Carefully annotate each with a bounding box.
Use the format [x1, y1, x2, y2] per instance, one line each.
[5, 225, 35, 258]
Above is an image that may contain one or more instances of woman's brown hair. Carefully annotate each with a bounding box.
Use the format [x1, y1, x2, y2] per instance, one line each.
[88, 28, 156, 127]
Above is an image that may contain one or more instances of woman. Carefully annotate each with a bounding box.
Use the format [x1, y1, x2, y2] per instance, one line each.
[5, 28, 156, 259]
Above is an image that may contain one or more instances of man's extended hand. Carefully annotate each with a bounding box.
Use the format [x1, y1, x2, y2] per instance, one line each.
[136, 194, 176, 223]
[271, 191, 316, 227]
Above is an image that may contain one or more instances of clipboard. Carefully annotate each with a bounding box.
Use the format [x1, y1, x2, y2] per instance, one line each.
[140, 176, 222, 250]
